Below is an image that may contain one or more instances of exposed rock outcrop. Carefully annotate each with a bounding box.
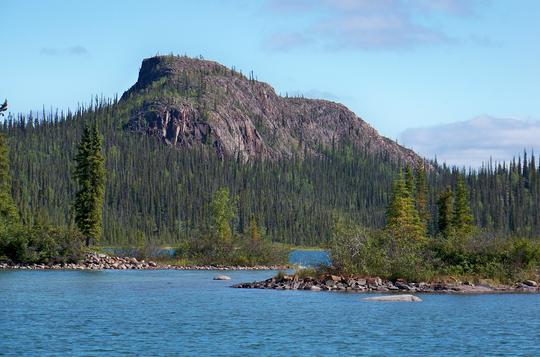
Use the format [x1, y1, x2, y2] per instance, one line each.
[363, 294, 422, 302]
[233, 274, 540, 293]
[213, 275, 232, 280]
[121, 55, 424, 165]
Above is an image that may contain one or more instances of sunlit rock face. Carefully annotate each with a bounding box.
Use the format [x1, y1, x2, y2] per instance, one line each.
[122, 55, 423, 165]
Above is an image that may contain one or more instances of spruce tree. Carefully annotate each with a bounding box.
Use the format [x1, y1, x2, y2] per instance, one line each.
[0, 133, 18, 227]
[73, 125, 106, 246]
[453, 175, 473, 232]
[415, 166, 429, 230]
[437, 186, 454, 237]
[249, 216, 260, 242]
[209, 187, 237, 244]
[405, 165, 415, 198]
[386, 172, 425, 240]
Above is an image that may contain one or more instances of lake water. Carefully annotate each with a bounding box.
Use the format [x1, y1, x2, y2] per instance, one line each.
[288, 250, 331, 267]
[1, 269, 540, 356]
[103, 248, 332, 268]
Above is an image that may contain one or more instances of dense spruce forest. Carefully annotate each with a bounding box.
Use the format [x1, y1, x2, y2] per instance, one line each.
[2, 97, 540, 247]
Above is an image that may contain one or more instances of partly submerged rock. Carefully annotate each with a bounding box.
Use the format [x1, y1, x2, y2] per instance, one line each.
[213, 275, 231, 281]
[363, 294, 422, 302]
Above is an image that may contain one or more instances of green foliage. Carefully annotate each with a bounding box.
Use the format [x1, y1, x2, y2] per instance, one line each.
[330, 217, 432, 281]
[331, 218, 540, 282]
[3, 95, 540, 256]
[73, 124, 106, 246]
[2, 101, 403, 246]
[437, 176, 474, 238]
[249, 216, 260, 242]
[330, 216, 387, 276]
[453, 175, 474, 232]
[174, 202, 287, 265]
[209, 187, 237, 244]
[331, 169, 539, 282]
[415, 166, 429, 228]
[429, 232, 540, 281]
[405, 165, 415, 197]
[437, 187, 454, 237]
[0, 133, 18, 228]
[0, 223, 83, 263]
[386, 171, 426, 240]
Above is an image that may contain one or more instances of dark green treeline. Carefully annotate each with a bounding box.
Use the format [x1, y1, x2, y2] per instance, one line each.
[2, 100, 398, 246]
[2, 99, 540, 245]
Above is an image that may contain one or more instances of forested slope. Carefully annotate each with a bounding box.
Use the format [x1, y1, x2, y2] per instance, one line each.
[2, 55, 539, 245]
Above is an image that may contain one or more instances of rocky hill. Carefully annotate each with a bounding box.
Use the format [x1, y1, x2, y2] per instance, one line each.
[121, 55, 421, 164]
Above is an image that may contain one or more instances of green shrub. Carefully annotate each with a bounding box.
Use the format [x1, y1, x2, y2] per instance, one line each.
[0, 224, 83, 263]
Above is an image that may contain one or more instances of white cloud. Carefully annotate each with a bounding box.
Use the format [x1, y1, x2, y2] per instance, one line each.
[400, 115, 540, 168]
[264, 33, 312, 52]
[264, 0, 488, 51]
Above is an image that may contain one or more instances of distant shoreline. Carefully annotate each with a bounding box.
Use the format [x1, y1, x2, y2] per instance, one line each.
[0, 253, 289, 271]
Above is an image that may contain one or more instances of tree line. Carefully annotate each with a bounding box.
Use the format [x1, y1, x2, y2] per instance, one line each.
[330, 166, 540, 282]
[1, 97, 540, 249]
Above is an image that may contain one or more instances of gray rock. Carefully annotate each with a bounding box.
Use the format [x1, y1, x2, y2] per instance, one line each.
[213, 275, 231, 280]
[356, 279, 367, 286]
[523, 280, 538, 287]
[363, 294, 422, 302]
[310, 285, 322, 291]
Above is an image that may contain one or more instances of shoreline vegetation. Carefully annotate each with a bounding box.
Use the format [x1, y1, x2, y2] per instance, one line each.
[2, 131, 540, 283]
[0, 252, 289, 271]
[0, 87, 539, 285]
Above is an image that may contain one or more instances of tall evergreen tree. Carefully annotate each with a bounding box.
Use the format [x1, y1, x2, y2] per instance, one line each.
[0, 133, 18, 227]
[453, 175, 473, 232]
[209, 187, 237, 244]
[73, 125, 106, 246]
[437, 186, 454, 237]
[249, 216, 260, 242]
[386, 172, 425, 240]
[415, 166, 429, 229]
[405, 165, 415, 199]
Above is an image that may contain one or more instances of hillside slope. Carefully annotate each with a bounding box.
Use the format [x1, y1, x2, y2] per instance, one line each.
[121, 55, 421, 164]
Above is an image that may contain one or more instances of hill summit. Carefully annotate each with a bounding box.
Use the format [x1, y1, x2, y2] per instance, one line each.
[121, 55, 421, 164]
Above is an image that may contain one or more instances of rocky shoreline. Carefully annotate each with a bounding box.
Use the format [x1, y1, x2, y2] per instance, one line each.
[0, 253, 289, 271]
[232, 274, 540, 293]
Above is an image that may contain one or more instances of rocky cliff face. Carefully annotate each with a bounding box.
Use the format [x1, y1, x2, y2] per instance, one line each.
[121, 55, 421, 164]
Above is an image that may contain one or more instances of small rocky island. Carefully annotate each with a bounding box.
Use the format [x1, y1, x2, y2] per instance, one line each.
[233, 273, 540, 293]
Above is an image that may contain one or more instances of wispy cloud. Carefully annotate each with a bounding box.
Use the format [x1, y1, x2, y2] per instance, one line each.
[265, 33, 312, 52]
[40, 46, 89, 56]
[400, 115, 540, 168]
[263, 0, 489, 51]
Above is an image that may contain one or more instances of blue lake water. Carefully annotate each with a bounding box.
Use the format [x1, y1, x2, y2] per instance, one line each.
[288, 250, 331, 267]
[103, 248, 331, 267]
[1, 269, 540, 356]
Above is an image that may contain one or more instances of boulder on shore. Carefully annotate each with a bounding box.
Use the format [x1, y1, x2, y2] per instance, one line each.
[213, 275, 231, 280]
[363, 294, 422, 302]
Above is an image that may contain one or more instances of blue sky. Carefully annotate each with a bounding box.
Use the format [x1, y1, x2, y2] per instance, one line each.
[1, 0, 539, 166]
